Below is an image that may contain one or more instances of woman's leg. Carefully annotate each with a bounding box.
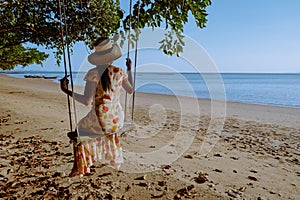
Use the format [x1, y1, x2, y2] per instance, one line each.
[68, 143, 78, 177]
[67, 131, 79, 177]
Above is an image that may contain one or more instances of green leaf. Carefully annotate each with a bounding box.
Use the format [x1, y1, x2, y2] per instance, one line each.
[0, 0, 211, 69]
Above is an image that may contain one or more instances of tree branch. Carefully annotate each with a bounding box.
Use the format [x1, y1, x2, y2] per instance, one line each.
[0, 39, 31, 50]
[0, 26, 23, 33]
[0, 2, 17, 7]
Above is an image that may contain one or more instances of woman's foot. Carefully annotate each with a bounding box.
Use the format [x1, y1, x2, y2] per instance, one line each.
[69, 152, 78, 177]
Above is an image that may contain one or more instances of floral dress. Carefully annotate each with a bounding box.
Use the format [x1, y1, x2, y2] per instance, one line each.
[74, 65, 126, 175]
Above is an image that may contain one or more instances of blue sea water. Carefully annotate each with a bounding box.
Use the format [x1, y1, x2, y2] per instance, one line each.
[3, 71, 300, 108]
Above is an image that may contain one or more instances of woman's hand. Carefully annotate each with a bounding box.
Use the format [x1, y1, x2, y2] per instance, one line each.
[60, 75, 69, 91]
[124, 58, 133, 87]
[126, 58, 132, 71]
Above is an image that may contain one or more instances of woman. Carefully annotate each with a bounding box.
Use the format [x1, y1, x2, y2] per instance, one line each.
[60, 37, 133, 176]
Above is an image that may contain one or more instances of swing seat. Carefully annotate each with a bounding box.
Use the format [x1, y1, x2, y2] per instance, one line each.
[67, 122, 135, 143]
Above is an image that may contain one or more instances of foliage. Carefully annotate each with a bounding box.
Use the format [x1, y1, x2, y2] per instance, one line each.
[0, 45, 49, 70]
[0, 0, 211, 69]
[124, 0, 211, 56]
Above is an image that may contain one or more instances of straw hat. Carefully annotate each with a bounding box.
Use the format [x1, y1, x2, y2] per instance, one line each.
[88, 38, 122, 65]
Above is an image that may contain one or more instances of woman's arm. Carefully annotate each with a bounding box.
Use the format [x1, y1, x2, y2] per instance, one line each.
[60, 76, 97, 106]
[122, 78, 133, 94]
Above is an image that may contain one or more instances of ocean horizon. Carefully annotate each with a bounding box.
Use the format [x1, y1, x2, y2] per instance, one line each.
[3, 71, 300, 108]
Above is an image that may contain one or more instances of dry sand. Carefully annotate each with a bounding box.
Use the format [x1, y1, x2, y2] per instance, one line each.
[0, 74, 299, 199]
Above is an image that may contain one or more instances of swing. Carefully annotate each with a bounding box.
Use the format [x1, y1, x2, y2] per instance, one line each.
[58, 0, 140, 176]
[123, 0, 138, 134]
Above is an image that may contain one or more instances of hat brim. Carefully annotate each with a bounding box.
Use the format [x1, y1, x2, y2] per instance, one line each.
[88, 44, 122, 65]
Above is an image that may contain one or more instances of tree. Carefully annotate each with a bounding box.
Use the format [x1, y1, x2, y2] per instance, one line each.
[0, 45, 48, 70]
[0, 0, 211, 70]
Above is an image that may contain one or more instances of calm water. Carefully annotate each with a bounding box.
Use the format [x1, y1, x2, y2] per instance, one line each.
[3, 71, 300, 108]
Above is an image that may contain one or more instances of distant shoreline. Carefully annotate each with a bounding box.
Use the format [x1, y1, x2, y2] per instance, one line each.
[1, 73, 300, 112]
[1, 72, 300, 109]
[2, 70, 300, 74]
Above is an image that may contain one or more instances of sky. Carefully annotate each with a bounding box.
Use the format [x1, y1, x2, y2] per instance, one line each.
[12, 0, 300, 73]
[190, 0, 300, 72]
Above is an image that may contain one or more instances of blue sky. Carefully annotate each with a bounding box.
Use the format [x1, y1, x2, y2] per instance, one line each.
[14, 0, 300, 73]
[190, 0, 300, 72]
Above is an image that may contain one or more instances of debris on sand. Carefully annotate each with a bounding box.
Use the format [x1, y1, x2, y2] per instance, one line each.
[174, 185, 197, 199]
[183, 155, 193, 159]
[134, 175, 147, 180]
[194, 172, 208, 184]
[248, 176, 258, 181]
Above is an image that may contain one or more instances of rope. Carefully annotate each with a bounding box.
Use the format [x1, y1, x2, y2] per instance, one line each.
[58, 0, 73, 131]
[63, 0, 79, 132]
[131, 0, 140, 122]
[124, 0, 133, 122]
[59, 0, 79, 169]
[59, 0, 139, 133]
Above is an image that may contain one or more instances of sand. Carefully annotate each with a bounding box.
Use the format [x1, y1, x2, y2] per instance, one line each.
[0, 74, 299, 199]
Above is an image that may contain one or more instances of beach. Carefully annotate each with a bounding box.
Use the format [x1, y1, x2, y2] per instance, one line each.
[0, 74, 299, 199]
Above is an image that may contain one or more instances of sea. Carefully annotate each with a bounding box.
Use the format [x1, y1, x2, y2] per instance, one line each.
[3, 71, 300, 108]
